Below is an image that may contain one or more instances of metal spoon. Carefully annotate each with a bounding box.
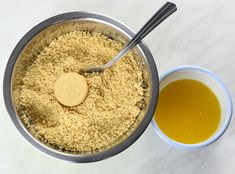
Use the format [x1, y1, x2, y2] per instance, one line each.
[82, 2, 177, 73]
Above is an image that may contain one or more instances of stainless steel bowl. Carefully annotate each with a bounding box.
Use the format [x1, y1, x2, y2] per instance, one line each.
[3, 12, 159, 162]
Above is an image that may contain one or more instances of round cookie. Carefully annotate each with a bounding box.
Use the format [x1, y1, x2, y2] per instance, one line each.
[54, 72, 88, 106]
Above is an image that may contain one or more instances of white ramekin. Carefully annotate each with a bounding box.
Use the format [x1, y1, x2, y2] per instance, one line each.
[151, 65, 233, 149]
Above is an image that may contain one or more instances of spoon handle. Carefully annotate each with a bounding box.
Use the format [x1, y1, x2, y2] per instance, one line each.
[103, 2, 177, 69]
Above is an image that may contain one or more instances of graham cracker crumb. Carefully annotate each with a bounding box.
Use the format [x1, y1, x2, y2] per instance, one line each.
[18, 31, 144, 153]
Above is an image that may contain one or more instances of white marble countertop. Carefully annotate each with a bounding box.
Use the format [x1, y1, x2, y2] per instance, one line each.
[1, 0, 235, 173]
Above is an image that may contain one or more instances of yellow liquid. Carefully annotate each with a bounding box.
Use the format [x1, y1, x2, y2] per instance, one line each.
[155, 79, 221, 144]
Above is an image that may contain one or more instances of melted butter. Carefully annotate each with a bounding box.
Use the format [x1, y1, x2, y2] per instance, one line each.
[155, 79, 221, 144]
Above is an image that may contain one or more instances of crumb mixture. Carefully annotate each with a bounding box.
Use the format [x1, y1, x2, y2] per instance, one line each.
[19, 31, 144, 153]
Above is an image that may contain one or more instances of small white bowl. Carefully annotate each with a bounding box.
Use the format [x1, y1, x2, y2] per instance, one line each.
[151, 65, 233, 149]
